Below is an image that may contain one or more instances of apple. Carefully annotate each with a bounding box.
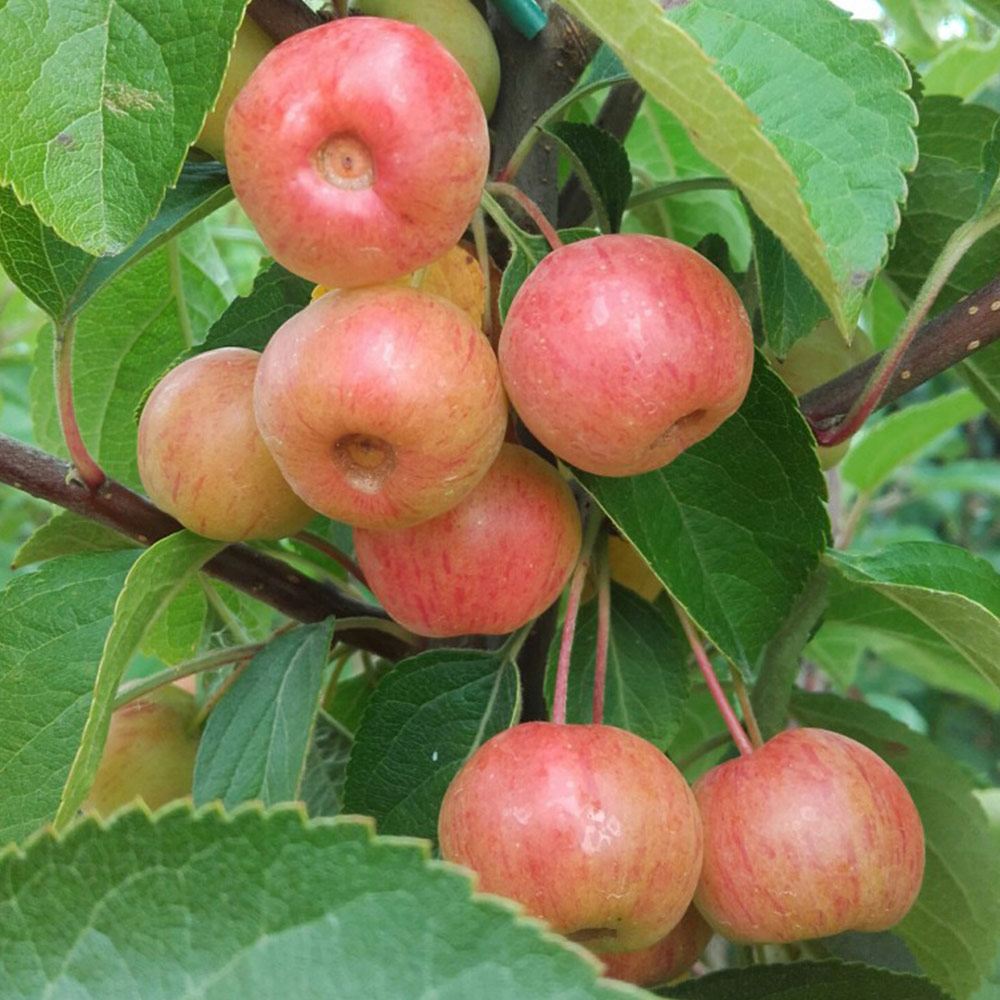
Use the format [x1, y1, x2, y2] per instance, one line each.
[498, 234, 754, 477]
[137, 347, 314, 542]
[83, 685, 200, 818]
[225, 17, 490, 288]
[253, 285, 508, 530]
[354, 0, 501, 117]
[194, 16, 273, 162]
[766, 320, 874, 468]
[438, 722, 703, 952]
[693, 727, 925, 944]
[597, 906, 712, 987]
[354, 444, 581, 637]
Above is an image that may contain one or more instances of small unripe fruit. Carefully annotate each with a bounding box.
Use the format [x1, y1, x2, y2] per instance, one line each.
[438, 722, 703, 953]
[83, 686, 200, 817]
[225, 17, 489, 288]
[354, 444, 581, 637]
[253, 286, 508, 530]
[694, 727, 925, 944]
[137, 348, 314, 542]
[499, 234, 754, 477]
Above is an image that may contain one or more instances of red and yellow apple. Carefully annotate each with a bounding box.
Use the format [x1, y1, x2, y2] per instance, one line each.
[693, 727, 925, 944]
[225, 17, 489, 288]
[438, 722, 703, 952]
[354, 444, 581, 637]
[253, 285, 508, 530]
[499, 234, 754, 477]
[137, 347, 314, 541]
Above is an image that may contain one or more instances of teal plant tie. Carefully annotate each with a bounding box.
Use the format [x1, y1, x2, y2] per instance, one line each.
[492, 0, 548, 39]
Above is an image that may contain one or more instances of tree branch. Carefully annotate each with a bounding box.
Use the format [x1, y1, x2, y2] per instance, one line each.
[800, 275, 1000, 431]
[248, 0, 326, 42]
[0, 434, 417, 661]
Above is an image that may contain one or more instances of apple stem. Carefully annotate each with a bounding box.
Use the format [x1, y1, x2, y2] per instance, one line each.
[295, 530, 369, 588]
[485, 181, 564, 253]
[471, 208, 495, 343]
[729, 667, 764, 750]
[674, 600, 754, 757]
[190, 658, 254, 730]
[592, 535, 611, 726]
[55, 318, 105, 491]
[814, 203, 1000, 447]
[323, 645, 354, 706]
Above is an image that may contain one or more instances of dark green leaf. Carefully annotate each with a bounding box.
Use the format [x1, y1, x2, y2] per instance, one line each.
[343, 648, 521, 839]
[297, 711, 351, 818]
[193, 620, 336, 810]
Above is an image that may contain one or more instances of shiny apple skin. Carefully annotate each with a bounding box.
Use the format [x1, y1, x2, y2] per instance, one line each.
[498, 234, 754, 477]
[354, 444, 581, 637]
[225, 17, 489, 288]
[137, 348, 314, 542]
[438, 722, 703, 953]
[253, 286, 508, 530]
[693, 727, 925, 944]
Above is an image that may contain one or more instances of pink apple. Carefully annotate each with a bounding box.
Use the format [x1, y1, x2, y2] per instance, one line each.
[693, 727, 925, 944]
[354, 444, 581, 637]
[225, 17, 489, 288]
[598, 906, 712, 987]
[438, 722, 703, 953]
[137, 347, 314, 542]
[83, 685, 200, 817]
[253, 285, 508, 530]
[498, 234, 754, 477]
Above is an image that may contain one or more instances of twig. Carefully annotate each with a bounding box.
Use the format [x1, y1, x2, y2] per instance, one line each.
[247, 0, 325, 42]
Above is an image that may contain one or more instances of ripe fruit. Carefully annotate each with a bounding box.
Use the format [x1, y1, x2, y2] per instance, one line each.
[438, 722, 703, 952]
[83, 686, 200, 817]
[225, 17, 489, 288]
[767, 320, 874, 468]
[253, 285, 507, 530]
[354, 444, 581, 637]
[355, 0, 502, 116]
[598, 906, 712, 987]
[137, 347, 314, 542]
[194, 16, 273, 161]
[693, 727, 925, 944]
[499, 234, 754, 477]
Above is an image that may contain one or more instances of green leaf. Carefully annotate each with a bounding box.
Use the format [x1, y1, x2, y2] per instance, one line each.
[841, 389, 986, 494]
[0, 0, 247, 255]
[751, 210, 830, 357]
[578, 353, 829, 673]
[0, 808, 648, 999]
[924, 34, 1000, 101]
[343, 648, 521, 840]
[967, 0, 1000, 27]
[558, 0, 917, 332]
[30, 217, 248, 488]
[299, 711, 352, 818]
[791, 692, 1000, 1000]
[901, 458, 1000, 501]
[826, 543, 1000, 701]
[193, 620, 336, 810]
[0, 163, 231, 323]
[669, 960, 950, 999]
[12, 510, 135, 568]
[544, 583, 690, 748]
[545, 121, 632, 233]
[879, 0, 949, 62]
[140, 576, 207, 666]
[327, 661, 392, 736]
[886, 96, 1000, 315]
[55, 532, 223, 828]
[0, 551, 137, 845]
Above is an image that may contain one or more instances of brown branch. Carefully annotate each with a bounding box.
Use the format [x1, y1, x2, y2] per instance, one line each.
[248, 0, 326, 42]
[800, 275, 1000, 431]
[0, 434, 418, 661]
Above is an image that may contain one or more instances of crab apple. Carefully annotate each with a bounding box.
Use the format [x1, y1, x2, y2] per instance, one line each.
[355, 0, 501, 116]
[137, 348, 314, 542]
[253, 285, 507, 530]
[693, 727, 925, 944]
[598, 906, 712, 987]
[438, 722, 703, 953]
[83, 686, 200, 818]
[354, 444, 581, 637]
[194, 16, 273, 162]
[498, 234, 754, 477]
[225, 17, 489, 288]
